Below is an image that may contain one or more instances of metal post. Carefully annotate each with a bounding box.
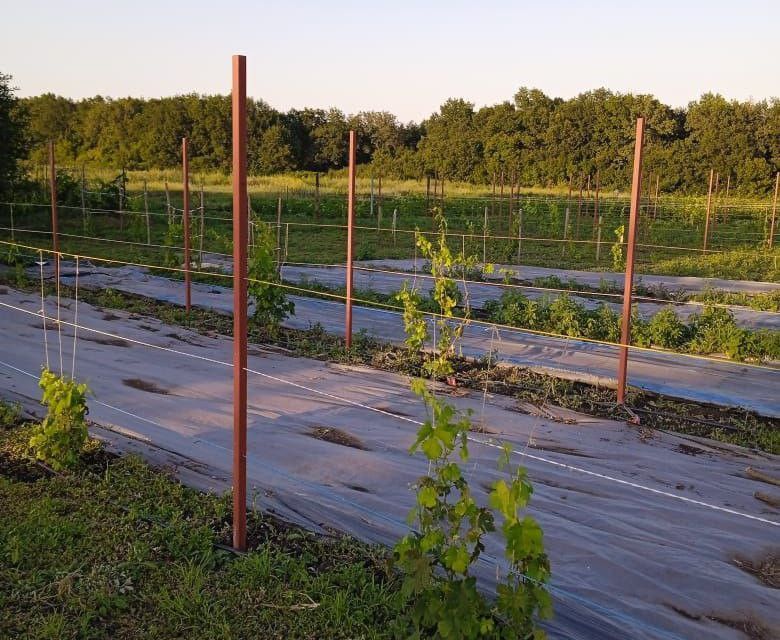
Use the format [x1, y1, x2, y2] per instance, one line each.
[119, 169, 125, 231]
[144, 181, 151, 245]
[80, 164, 87, 233]
[182, 137, 191, 312]
[516, 207, 523, 263]
[198, 185, 205, 267]
[483, 205, 488, 264]
[652, 173, 660, 220]
[703, 168, 714, 252]
[9, 203, 14, 242]
[593, 170, 600, 237]
[284, 222, 289, 264]
[616, 117, 645, 406]
[723, 174, 730, 225]
[231, 54, 248, 553]
[315, 172, 320, 220]
[392, 209, 397, 245]
[770, 172, 779, 249]
[48, 141, 59, 283]
[276, 196, 282, 270]
[345, 130, 356, 349]
[596, 214, 603, 262]
[370, 175, 374, 218]
[165, 181, 171, 224]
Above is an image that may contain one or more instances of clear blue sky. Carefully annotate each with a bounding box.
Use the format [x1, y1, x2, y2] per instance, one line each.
[2, 0, 778, 122]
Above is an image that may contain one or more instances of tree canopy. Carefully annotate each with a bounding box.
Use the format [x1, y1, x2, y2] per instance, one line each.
[10, 84, 780, 195]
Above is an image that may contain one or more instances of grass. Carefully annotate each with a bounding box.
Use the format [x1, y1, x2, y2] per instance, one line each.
[3, 172, 777, 278]
[0, 404, 407, 639]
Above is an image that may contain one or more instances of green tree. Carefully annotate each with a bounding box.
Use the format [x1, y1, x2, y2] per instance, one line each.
[0, 72, 28, 197]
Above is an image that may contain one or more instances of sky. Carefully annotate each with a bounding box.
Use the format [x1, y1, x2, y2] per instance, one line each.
[2, 0, 778, 122]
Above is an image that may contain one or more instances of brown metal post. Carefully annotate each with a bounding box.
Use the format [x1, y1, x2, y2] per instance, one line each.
[592, 170, 600, 237]
[231, 54, 248, 552]
[652, 173, 660, 220]
[723, 174, 730, 224]
[315, 172, 320, 220]
[770, 172, 779, 249]
[48, 141, 59, 283]
[616, 117, 645, 406]
[703, 169, 714, 252]
[345, 130, 356, 348]
[182, 137, 191, 312]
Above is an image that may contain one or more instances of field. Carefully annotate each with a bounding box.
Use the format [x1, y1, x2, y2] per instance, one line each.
[1, 168, 779, 640]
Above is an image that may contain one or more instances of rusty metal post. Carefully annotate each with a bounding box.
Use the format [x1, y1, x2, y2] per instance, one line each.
[144, 180, 151, 245]
[231, 54, 248, 552]
[703, 168, 714, 251]
[616, 117, 645, 406]
[652, 173, 660, 220]
[182, 137, 191, 312]
[345, 130, 356, 349]
[198, 185, 205, 267]
[770, 172, 779, 249]
[48, 141, 59, 283]
[315, 172, 320, 220]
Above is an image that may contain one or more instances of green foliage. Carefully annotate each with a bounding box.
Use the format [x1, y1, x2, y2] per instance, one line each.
[395, 212, 550, 638]
[15, 87, 780, 194]
[611, 224, 625, 271]
[28, 369, 89, 471]
[485, 290, 780, 362]
[0, 72, 28, 198]
[248, 220, 294, 332]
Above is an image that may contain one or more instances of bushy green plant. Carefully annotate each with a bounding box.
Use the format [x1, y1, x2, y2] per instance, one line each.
[248, 220, 294, 332]
[394, 211, 550, 638]
[644, 307, 688, 349]
[29, 369, 89, 471]
[611, 224, 625, 271]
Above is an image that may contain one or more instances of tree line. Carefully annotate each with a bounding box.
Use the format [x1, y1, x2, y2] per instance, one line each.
[3, 71, 780, 196]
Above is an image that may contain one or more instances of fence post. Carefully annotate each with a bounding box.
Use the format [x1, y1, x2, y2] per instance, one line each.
[516, 207, 523, 263]
[392, 208, 397, 245]
[483, 205, 488, 264]
[369, 175, 374, 218]
[616, 117, 645, 406]
[9, 203, 14, 242]
[80, 164, 87, 233]
[315, 172, 320, 220]
[198, 185, 205, 267]
[144, 180, 151, 245]
[770, 172, 779, 249]
[345, 130, 356, 349]
[276, 195, 282, 271]
[165, 181, 172, 225]
[48, 141, 59, 284]
[231, 54, 248, 553]
[182, 137, 191, 312]
[703, 168, 714, 251]
[596, 214, 603, 262]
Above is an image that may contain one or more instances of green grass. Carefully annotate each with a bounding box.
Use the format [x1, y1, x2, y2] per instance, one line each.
[0, 406, 407, 639]
[3, 172, 776, 278]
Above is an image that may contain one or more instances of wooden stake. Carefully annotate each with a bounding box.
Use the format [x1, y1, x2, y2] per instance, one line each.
[143, 181, 150, 246]
[345, 131, 356, 349]
[703, 169, 714, 252]
[48, 141, 59, 284]
[182, 137, 191, 312]
[80, 165, 87, 233]
[770, 172, 779, 249]
[231, 54, 248, 553]
[616, 117, 645, 405]
[198, 185, 205, 266]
